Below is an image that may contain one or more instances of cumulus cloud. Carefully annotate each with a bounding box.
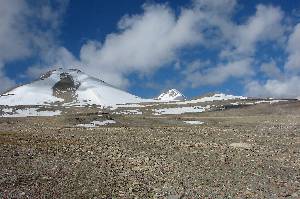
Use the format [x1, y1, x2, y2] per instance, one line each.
[183, 59, 253, 87]
[0, 0, 29, 91]
[246, 76, 300, 98]
[26, 47, 80, 79]
[27, 3, 208, 88]
[260, 60, 283, 79]
[234, 5, 285, 55]
[218, 5, 285, 61]
[194, 0, 237, 15]
[0, 0, 32, 64]
[0, 0, 69, 92]
[177, 2, 285, 89]
[285, 23, 300, 71]
[31, 1, 285, 90]
[0, 63, 15, 92]
[77, 4, 204, 87]
[245, 22, 300, 98]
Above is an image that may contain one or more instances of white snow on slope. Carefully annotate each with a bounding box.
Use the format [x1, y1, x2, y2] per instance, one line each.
[229, 99, 288, 106]
[77, 120, 116, 128]
[157, 89, 185, 101]
[114, 109, 142, 115]
[154, 106, 205, 115]
[174, 93, 247, 105]
[0, 69, 148, 106]
[0, 75, 64, 106]
[72, 72, 144, 106]
[254, 100, 288, 104]
[1, 108, 61, 117]
[108, 103, 146, 110]
[184, 121, 204, 125]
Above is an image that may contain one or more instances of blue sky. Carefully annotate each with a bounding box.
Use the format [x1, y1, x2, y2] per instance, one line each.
[1, 0, 300, 98]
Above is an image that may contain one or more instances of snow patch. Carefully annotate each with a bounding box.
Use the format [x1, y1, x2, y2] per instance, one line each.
[76, 120, 116, 127]
[114, 109, 142, 115]
[175, 93, 247, 105]
[184, 121, 204, 125]
[1, 108, 61, 117]
[154, 106, 205, 115]
[255, 100, 288, 104]
[109, 103, 145, 110]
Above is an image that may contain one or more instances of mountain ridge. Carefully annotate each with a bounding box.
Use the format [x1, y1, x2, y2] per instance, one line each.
[0, 68, 145, 106]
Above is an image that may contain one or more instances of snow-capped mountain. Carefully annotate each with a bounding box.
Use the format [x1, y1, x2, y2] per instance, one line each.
[157, 89, 186, 101]
[0, 69, 144, 106]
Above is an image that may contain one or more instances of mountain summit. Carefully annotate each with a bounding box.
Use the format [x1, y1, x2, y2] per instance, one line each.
[157, 89, 185, 101]
[0, 69, 142, 106]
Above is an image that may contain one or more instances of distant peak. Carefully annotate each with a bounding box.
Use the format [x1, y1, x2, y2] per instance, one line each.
[157, 88, 186, 101]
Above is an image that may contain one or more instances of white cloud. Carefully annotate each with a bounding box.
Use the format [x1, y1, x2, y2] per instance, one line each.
[26, 47, 80, 78]
[220, 5, 285, 59]
[0, 74, 15, 93]
[24, 1, 288, 94]
[245, 22, 300, 98]
[0, 0, 69, 92]
[0, 0, 31, 65]
[0, 62, 15, 92]
[174, 2, 285, 90]
[72, 4, 205, 88]
[285, 23, 300, 71]
[235, 5, 285, 55]
[246, 76, 300, 98]
[183, 59, 253, 87]
[26, 3, 207, 88]
[260, 60, 283, 79]
[194, 0, 237, 16]
[0, 0, 30, 92]
[50, 1, 284, 90]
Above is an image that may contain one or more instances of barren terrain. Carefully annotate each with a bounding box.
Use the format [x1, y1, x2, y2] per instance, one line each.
[0, 101, 300, 198]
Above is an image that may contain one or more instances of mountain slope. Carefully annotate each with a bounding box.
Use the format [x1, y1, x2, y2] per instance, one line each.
[0, 69, 143, 106]
[173, 93, 247, 105]
[157, 89, 186, 101]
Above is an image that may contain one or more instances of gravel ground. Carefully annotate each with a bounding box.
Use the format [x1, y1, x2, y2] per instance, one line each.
[0, 102, 300, 198]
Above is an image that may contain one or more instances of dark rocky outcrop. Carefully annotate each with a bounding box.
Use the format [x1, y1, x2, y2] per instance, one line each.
[52, 73, 80, 103]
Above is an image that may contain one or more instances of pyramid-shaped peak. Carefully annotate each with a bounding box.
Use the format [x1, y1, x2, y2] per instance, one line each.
[0, 67, 143, 106]
[157, 89, 186, 101]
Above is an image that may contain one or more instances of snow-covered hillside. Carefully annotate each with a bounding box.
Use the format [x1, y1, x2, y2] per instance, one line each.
[174, 93, 247, 104]
[157, 89, 185, 101]
[0, 68, 250, 108]
[0, 69, 145, 106]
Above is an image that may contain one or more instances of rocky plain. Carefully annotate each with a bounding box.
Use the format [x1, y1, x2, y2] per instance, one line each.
[0, 100, 299, 198]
